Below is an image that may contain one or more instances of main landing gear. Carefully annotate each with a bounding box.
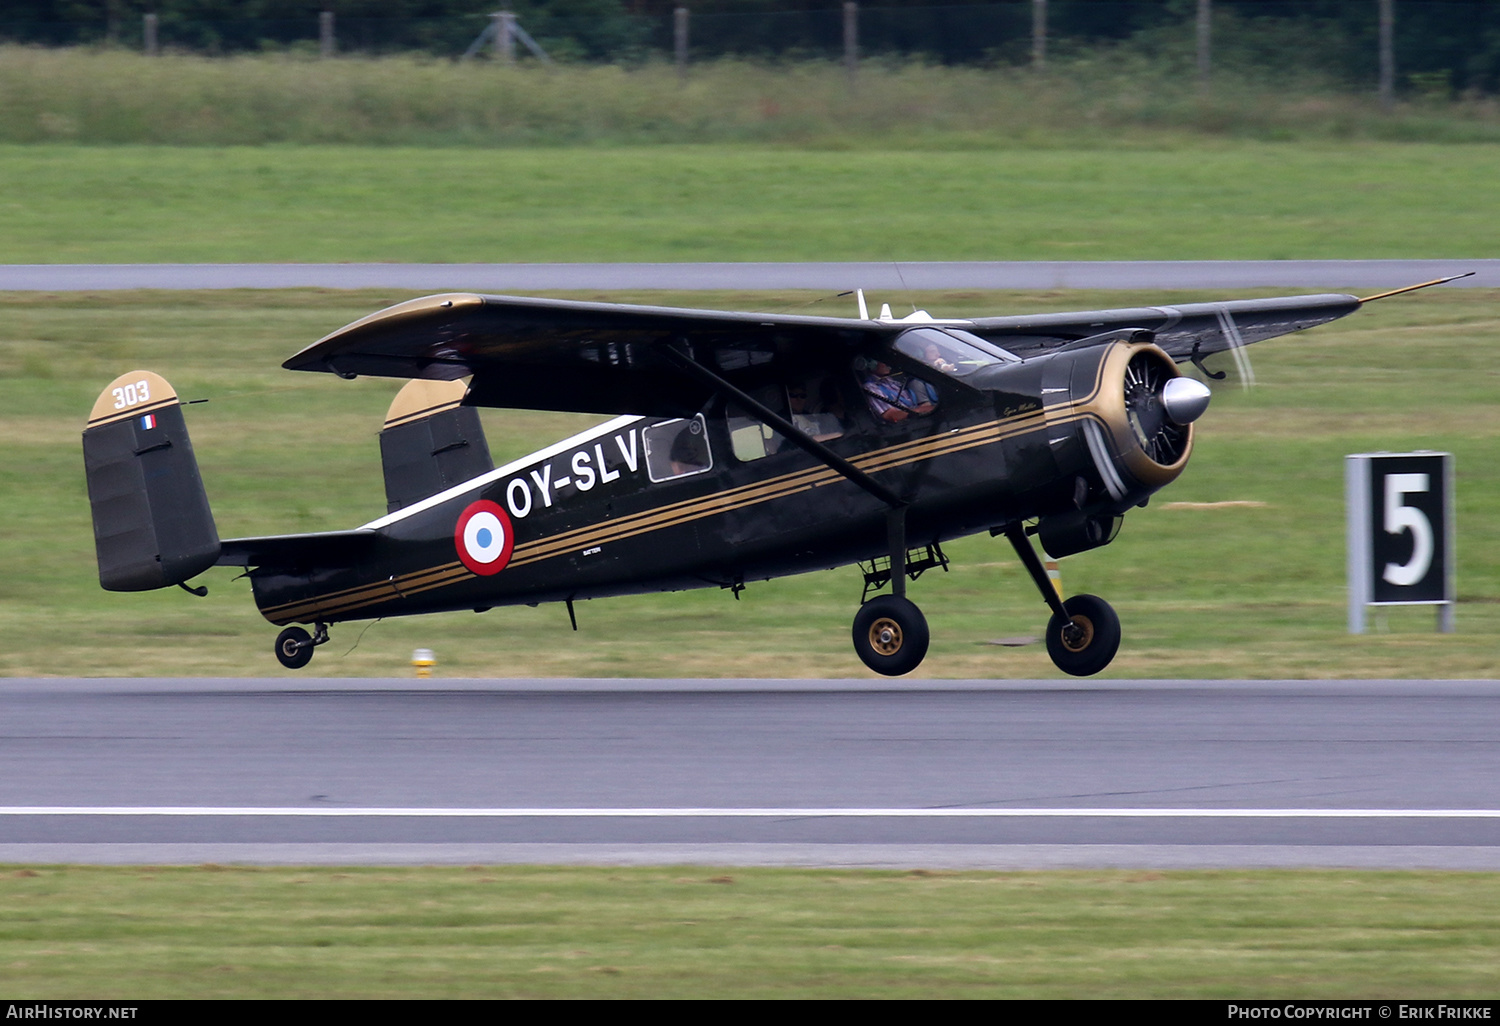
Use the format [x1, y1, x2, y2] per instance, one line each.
[848, 518, 1122, 677]
[274, 622, 329, 670]
[851, 508, 939, 676]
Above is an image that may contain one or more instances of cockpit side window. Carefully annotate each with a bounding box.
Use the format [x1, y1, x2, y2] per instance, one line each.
[894, 327, 1020, 377]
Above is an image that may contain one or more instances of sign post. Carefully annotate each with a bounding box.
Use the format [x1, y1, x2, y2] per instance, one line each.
[1346, 451, 1454, 633]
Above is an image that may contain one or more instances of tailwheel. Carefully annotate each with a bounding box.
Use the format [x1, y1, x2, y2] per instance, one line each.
[1045, 594, 1121, 677]
[852, 595, 930, 676]
[273, 623, 327, 670]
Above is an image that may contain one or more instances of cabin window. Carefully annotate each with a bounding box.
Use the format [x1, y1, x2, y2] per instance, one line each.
[727, 385, 786, 462]
[893, 326, 1020, 377]
[644, 415, 714, 482]
[727, 378, 845, 462]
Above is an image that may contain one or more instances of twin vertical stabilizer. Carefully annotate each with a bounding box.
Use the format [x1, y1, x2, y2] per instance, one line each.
[82, 371, 220, 591]
[379, 378, 493, 512]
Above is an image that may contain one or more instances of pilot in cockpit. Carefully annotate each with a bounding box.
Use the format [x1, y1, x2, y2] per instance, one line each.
[857, 357, 938, 423]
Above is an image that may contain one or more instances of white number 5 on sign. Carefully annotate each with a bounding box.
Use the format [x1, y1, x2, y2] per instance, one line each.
[1383, 473, 1433, 586]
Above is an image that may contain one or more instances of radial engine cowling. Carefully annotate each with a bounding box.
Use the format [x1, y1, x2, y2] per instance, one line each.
[1050, 339, 1211, 511]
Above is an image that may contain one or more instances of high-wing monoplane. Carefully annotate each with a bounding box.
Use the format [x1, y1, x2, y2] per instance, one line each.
[83, 277, 1464, 676]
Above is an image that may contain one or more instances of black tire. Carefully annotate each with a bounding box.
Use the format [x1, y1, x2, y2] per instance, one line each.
[1045, 593, 1121, 677]
[852, 595, 930, 676]
[274, 626, 315, 670]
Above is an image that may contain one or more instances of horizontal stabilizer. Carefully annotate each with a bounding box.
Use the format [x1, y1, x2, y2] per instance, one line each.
[379, 378, 493, 512]
[83, 371, 220, 591]
[217, 530, 380, 571]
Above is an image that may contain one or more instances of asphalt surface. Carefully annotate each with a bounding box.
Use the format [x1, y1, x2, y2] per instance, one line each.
[0, 260, 1494, 292]
[2, 677, 1498, 868]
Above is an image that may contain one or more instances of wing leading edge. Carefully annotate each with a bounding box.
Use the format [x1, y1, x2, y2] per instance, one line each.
[282, 290, 1364, 417]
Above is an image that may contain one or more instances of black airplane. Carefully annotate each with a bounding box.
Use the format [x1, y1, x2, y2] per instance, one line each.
[82, 277, 1464, 676]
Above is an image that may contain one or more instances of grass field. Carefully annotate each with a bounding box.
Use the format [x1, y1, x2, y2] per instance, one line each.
[3, 864, 1499, 998]
[4, 285, 1497, 681]
[2, 142, 1499, 263]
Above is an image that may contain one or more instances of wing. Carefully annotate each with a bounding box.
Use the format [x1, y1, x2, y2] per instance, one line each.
[283, 293, 891, 417]
[966, 293, 1361, 362]
[282, 291, 1363, 416]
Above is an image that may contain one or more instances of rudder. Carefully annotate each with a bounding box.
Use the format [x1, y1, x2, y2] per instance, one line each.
[83, 371, 220, 591]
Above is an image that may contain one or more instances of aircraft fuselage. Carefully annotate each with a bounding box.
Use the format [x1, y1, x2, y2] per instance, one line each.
[248, 338, 1171, 627]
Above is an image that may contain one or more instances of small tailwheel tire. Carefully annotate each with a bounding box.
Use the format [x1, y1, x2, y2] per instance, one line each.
[274, 626, 315, 670]
[852, 595, 930, 676]
[1045, 593, 1121, 677]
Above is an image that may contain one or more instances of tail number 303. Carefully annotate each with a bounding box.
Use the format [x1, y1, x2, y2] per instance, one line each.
[112, 380, 152, 410]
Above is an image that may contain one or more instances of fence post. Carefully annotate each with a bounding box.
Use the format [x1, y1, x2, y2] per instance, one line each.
[843, 2, 858, 89]
[1197, 0, 1211, 94]
[143, 13, 158, 56]
[675, 7, 689, 85]
[495, 11, 516, 65]
[320, 11, 335, 57]
[1378, 0, 1395, 111]
[1032, 0, 1046, 70]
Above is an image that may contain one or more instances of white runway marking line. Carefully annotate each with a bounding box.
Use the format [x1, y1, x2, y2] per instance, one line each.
[3, 807, 1500, 819]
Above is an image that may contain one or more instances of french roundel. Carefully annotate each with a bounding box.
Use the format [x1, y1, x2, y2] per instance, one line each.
[455, 500, 515, 576]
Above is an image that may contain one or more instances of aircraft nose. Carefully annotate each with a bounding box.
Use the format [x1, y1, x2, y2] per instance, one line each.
[1161, 376, 1212, 425]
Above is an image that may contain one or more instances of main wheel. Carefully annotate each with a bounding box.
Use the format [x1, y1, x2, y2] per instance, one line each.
[274, 626, 315, 670]
[852, 595, 930, 676]
[1045, 594, 1121, 677]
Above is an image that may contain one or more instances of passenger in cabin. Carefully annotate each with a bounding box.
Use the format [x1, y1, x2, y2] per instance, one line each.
[784, 378, 844, 446]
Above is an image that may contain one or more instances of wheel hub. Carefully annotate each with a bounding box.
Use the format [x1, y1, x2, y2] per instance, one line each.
[869, 617, 904, 656]
[1060, 614, 1094, 652]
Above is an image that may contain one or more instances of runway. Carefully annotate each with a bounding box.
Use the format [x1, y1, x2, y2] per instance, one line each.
[2, 677, 1498, 869]
[0, 259, 1494, 292]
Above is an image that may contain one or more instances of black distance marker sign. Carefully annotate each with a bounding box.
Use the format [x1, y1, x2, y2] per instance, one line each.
[1346, 451, 1453, 632]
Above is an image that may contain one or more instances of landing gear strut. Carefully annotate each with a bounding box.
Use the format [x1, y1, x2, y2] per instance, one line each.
[274, 622, 329, 670]
[1001, 523, 1121, 676]
[851, 507, 932, 676]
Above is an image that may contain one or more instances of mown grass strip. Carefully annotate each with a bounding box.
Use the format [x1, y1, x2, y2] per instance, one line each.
[2, 142, 1497, 263]
[2, 865, 1498, 998]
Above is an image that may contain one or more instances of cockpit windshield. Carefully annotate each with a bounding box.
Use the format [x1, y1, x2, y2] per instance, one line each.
[893, 327, 1021, 377]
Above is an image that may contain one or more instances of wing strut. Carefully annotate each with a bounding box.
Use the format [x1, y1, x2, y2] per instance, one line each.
[660, 346, 914, 598]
